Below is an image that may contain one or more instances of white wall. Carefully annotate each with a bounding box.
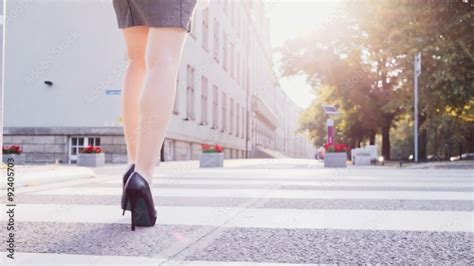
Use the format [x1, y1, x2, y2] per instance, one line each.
[1, 0, 4, 154]
[4, 0, 125, 127]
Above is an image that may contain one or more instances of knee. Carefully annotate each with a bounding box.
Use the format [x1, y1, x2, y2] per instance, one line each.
[127, 49, 146, 70]
[145, 53, 178, 73]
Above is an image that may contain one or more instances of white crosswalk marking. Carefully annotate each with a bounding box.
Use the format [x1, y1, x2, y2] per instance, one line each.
[0, 252, 305, 266]
[2, 164, 473, 264]
[30, 187, 474, 200]
[1, 204, 472, 232]
[103, 178, 474, 188]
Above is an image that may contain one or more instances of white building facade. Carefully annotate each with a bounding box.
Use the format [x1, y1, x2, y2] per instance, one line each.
[3, 0, 316, 164]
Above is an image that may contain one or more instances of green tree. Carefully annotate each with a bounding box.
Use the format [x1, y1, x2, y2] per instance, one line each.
[279, 0, 473, 160]
[389, 0, 474, 159]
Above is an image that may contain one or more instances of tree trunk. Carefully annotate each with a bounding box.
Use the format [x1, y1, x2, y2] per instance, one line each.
[433, 126, 439, 159]
[369, 132, 376, 145]
[444, 145, 449, 161]
[419, 128, 427, 161]
[381, 126, 391, 160]
[418, 113, 427, 161]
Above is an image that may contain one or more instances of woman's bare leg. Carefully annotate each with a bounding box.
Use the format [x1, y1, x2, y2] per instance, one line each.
[121, 26, 149, 166]
[134, 27, 187, 184]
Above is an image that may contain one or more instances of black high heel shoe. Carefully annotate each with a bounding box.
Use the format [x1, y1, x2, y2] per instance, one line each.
[121, 163, 135, 214]
[124, 171, 157, 231]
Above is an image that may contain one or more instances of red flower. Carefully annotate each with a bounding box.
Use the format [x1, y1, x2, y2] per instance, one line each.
[215, 144, 223, 153]
[3, 145, 23, 155]
[324, 143, 349, 152]
[80, 145, 103, 154]
[201, 143, 224, 153]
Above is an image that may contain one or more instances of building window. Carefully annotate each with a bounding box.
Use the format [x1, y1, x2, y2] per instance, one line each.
[164, 139, 175, 161]
[229, 97, 234, 134]
[242, 107, 246, 139]
[186, 65, 196, 120]
[69, 137, 100, 164]
[202, 7, 209, 52]
[242, 21, 246, 48]
[237, 8, 240, 38]
[236, 51, 240, 85]
[236, 103, 240, 137]
[230, 42, 235, 79]
[201, 76, 208, 124]
[212, 84, 219, 129]
[243, 58, 247, 89]
[223, 33, 228, 71]
[213, 18, 220, 62]
[230, 1, 234, 27]
[221, 92, 227, 132]
[173, 75, 180, 115]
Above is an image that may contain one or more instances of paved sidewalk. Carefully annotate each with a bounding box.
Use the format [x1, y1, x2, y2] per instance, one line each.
[2, 159, 322, 190]
[405, 160, 474, 169]
[3, 159, 472, 190]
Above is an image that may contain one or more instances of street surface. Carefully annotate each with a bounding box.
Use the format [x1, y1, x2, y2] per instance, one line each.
[1, 159, 473, 265]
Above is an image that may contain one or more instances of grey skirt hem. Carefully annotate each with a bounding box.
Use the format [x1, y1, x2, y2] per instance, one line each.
[113, 0, 197, 33]
[117, 20, 193, 33]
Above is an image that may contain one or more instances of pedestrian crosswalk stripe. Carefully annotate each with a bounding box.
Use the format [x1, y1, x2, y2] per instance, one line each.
[29, 187, 474, 201]
[102, 178, 474, 188]
[1, 204, 472, 232]
[150, 173, 473, 182]
[0, 252, 307, 265]
[149, 168, 472, 178]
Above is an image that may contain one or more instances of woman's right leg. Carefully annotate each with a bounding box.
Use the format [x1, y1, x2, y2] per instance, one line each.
[134, 27, 188, 185]
[121, 26, 149, 166]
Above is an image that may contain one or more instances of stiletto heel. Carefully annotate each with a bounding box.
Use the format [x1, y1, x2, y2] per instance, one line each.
[124, 171, 157, 230]
[129, 193, 137, 231]
[121, 164, 135, 212]
[122, 196, 130, 216]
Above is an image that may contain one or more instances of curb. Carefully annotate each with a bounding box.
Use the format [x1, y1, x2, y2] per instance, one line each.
[1, 163, 96, 189]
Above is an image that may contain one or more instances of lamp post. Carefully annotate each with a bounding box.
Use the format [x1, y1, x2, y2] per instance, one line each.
[414, 52, 421, 163]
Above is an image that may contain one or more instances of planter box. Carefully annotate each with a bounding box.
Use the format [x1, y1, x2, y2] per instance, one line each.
[353, 154, 372, 165]
[324, 152, 347, 168]
[77, 153, 105, 167]
[2, 154, 26, 165]
[199, 152, 224, 167]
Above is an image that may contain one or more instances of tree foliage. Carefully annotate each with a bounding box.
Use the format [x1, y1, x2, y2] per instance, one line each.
[279, 0, 473, 160]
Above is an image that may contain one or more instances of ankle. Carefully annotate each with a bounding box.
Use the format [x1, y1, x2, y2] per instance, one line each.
[133, 167, 153, 185]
